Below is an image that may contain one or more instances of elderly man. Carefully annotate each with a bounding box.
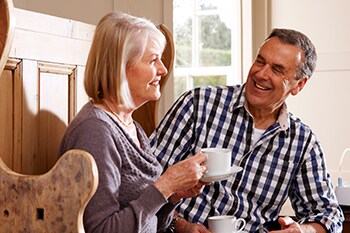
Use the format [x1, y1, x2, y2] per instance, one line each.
[151, 28, 344, 233]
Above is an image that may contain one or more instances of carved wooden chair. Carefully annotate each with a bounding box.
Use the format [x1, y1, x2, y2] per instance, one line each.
[0, 0, 14, 73]
[0, 0, 98, 232]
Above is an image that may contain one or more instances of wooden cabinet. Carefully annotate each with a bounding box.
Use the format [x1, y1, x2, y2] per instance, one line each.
[0, 7, 169, 175]
[0, 8, 94, 174]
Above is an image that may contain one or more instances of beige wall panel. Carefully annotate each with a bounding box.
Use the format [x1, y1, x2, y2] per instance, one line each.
[113, 0, 164, 24]
[9, 9, 94, 66]
[21, 59, 39, 175]
[268, 0, 350, 215]
[269, 0, 350, 175]
[13, 0, 113, 25]
[0, 69, 13, 168]
[12, 60, 23, 172]
[76, 65, 89, 112]
[270, 0, 350, 55]
[287, 69, 350, 184]
[38, 72, 69, 173]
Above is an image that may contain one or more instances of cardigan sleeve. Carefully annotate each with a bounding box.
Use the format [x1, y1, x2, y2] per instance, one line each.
[59, 117, 169, 233]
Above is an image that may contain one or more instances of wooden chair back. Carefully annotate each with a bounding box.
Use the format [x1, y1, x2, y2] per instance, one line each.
[0, 0, 14, 74]
[0, 149, 98, 233]
[0, 1, 98, 232]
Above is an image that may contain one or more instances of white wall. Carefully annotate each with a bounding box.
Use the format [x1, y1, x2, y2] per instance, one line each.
[265, 0, 350, 214]
[268, 0, 350, 185]
[12, 0, 169, 25]
[13, 0, 113, 25]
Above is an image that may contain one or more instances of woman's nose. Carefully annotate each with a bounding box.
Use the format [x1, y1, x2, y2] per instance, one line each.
[158, 60, 168, 77]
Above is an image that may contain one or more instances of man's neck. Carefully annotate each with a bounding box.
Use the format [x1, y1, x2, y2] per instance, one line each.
[247, 104, 281, 130]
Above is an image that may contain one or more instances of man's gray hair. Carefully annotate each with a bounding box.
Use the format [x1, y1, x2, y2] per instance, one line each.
[267, 28, 317, 80]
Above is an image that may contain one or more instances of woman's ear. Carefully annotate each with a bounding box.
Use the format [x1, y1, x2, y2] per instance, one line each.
[291, 77, 308, 96]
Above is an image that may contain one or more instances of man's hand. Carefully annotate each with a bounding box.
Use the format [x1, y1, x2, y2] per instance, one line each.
[270, 216, 326, 233]
[269, 216, 301, 233]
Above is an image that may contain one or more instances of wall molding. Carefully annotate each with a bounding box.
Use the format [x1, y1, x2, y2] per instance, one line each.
[5, 58, 21, 70]
[38, 61, 76, 75]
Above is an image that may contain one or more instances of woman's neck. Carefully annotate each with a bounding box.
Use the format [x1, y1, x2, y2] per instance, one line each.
[102, 99, 134, 127]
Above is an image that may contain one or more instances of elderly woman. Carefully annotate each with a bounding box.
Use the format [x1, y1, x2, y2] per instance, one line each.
[58, 12, 207, 233]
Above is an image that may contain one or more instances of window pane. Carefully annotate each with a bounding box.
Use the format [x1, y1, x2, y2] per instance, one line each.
[174, 75, 227, 99]
[173, 0, 240, 100]
[174, 0, 193, 68]
[197, 0, 218, 11]
[198, 14, 231, 67]
[175, 24, 192, 67]
[174, 76, 187, 99]
[193, 75, 226, 87]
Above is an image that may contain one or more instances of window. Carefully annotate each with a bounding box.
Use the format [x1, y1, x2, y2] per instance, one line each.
[173, 0, 242, 99]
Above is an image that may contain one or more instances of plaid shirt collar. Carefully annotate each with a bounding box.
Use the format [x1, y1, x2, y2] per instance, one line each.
[232, 84, 290, 132]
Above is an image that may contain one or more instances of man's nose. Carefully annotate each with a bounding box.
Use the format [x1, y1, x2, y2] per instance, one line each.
[256, 64, 272, 78]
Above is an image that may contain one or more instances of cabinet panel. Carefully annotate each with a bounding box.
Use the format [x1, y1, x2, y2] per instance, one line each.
[21, 59, 39, 174]
[36, 65, 73, 174]
[0, 69, 13, 168]
[0, 8, 94, 175]
[1, 58, 78, 175]
[76, 65, 89, 112]
[0, 59, 21, 171]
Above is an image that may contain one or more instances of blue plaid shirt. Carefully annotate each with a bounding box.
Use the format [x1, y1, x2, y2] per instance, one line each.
[150, 85, 343, 232]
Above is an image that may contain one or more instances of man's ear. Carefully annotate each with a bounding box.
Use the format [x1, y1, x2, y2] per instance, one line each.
[291, 77, 308, 96]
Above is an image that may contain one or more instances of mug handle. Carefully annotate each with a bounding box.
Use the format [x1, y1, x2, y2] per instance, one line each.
[235, 218, 246, 232]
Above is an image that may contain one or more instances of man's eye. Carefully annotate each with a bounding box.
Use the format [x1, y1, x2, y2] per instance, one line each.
[273, 67, 283, 74]
[255, 59, 264, 66]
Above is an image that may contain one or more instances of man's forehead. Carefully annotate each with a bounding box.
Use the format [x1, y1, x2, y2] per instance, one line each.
[258, 38, 303, 64]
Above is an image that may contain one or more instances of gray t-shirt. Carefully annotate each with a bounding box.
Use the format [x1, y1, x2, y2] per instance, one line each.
[58, 101, 175, 233]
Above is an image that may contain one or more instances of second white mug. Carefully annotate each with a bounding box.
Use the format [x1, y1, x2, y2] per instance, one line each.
[208, 215, 246, 233]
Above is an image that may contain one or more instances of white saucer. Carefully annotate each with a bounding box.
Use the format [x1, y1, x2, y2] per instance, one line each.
[200, 166, 243, 182]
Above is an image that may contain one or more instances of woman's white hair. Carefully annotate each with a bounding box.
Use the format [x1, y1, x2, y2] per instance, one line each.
[84, 12, 166, 108]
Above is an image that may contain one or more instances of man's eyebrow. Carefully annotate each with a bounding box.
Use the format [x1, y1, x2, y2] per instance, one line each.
[256, 54, 287, 73]
[273, 63, 286, 71]
[256, 54, 264, 60]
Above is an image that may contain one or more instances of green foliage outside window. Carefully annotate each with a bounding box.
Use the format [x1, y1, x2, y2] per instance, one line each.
[174, 75, 226, 99]
[176, 46, 231, 67]
[174, 0, 233, 100]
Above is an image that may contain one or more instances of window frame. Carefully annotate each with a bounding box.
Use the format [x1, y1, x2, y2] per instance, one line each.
[160, 0, 253, 117]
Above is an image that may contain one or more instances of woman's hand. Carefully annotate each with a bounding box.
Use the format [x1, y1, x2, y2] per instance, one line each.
[154, 152, 207, 198]
[169, 181, 209, 204]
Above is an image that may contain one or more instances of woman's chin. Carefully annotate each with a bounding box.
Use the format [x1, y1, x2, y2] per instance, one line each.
[141, 93, 161, 104]
[153, 92, 162, 100]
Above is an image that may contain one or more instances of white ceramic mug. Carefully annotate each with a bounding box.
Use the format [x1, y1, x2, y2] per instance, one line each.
[201, 148, 232, 176]
[208, 215, 246, 233]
